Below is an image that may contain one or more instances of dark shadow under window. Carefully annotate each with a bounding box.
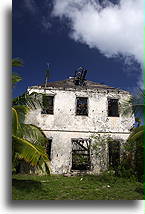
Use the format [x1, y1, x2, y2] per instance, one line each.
[76, 97, 88, 116]
[41, 95, 54, 114]
[108, 99, 119, 117]
[46, 139, 52, 160]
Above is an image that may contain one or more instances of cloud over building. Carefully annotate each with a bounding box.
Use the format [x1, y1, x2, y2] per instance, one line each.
[52, 0, 143, 87]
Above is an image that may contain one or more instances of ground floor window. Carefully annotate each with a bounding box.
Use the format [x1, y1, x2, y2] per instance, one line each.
[71, 138, 91, 170]
[46, 139, 52, 160]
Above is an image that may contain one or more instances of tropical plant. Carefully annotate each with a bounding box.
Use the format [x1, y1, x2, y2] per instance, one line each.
[122, 89, 144, 118]
[128, 125, 144, 143]
[121, 89, 144, 181]
[12, 58, 50, 173]
[12, 58, 23, 87]
[121, 89, 144, 141]
[12, 105, 49, 173]
[13, 91, 42, 110]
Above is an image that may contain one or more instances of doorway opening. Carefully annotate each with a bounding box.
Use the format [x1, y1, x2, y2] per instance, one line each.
[108, 140, 120, 170]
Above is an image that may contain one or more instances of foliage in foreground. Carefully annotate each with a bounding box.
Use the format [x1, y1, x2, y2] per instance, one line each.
[121, 89, 144, 182]
[12, 58, 23, 87]
[12, 174, 143, 200]
[12, 58, 50, 173]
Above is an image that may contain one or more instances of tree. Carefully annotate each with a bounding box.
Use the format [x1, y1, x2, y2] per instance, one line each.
[122, 89, 144, 141]
[12, 59, 49, 173]
[122, 89, 144, 118]
[122, 89, 144, 181]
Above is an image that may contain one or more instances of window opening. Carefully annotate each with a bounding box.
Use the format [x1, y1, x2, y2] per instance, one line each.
[76, 97, 88, 116]
[108, 99, 119, 117]
[46, 139, 52, 160]
[72, 139, 91, 170]
[41, 95, 54, 114]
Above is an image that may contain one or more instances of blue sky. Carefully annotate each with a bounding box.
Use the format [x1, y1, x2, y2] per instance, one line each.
[12, 0, 143, 97]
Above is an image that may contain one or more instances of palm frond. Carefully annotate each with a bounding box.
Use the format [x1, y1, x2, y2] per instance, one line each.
[20, 124, 48, 146]
[12, 106, 48, 145]
[121, 89, 145, 118]
[13, 92, 42, 110]
[12, 58, 23, 87]
[12, 135, 49, 172]
[12, 105, 29, 124]
[12, 58, 24, 67]
[132, 89, 144, 117]
[12, 107, 19, 135]
[128, 126, 144, 143]
[12, 73, 22, 87]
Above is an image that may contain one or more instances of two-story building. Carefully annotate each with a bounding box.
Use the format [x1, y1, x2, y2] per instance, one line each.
[25, 70, 134, 175]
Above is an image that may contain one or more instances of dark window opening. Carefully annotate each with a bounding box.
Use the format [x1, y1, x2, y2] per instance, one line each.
[72, 139, 91, 170]
[108, 141, 120, 170]
[41, 95, 54, 114]
[46, 139, 52, 160]
[108, 99, 119, 117]
[76, 97, 88, 116]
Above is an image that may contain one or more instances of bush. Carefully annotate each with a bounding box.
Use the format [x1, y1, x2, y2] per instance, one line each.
[115, 142, 143, 182]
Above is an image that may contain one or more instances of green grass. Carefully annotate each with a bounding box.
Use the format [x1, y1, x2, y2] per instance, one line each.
[12, 174, 143, 200]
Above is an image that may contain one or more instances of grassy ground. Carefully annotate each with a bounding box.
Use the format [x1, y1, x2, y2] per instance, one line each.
[12, 174, 143, 200]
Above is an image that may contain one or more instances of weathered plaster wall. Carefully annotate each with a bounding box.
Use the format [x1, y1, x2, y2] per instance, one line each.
[26, 87, 134, 133]
[42, 131, 129, 174]
[25, 87, 134, 174]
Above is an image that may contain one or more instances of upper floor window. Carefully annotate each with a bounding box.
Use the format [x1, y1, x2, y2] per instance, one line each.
[41, 95, 54, 114]
[108, 98, 119, 117]
[76, 97, 88, 116]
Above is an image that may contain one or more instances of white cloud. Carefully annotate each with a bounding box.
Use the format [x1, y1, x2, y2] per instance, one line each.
[52, 0, 143, 85]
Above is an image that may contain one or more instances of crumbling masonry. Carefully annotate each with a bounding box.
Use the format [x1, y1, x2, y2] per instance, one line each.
[25, 74, 134, 175]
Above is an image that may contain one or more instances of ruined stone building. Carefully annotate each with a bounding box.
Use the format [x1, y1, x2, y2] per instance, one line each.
[26, 68, 134, 175]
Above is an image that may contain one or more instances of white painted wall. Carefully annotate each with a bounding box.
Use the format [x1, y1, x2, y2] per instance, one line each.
[25, 86, 134, 174]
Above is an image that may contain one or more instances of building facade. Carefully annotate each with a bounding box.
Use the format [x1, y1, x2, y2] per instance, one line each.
[25, 77, 134, 175]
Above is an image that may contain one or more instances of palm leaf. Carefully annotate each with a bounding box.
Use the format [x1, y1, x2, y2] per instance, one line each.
[13, 92, 42, 110]
[128, 126, 144, 143]
[13, 105, 29, 124]
[12, 58, 23, 87]
[121, 89, 145, 117]
[132, 89, 144, 117]
[12, 135, 49, 172]
[12, 58, 24, 67]
[12, 73, 22, 87]
[12, 107, 19, 135]
[20, 124, 48, 146]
